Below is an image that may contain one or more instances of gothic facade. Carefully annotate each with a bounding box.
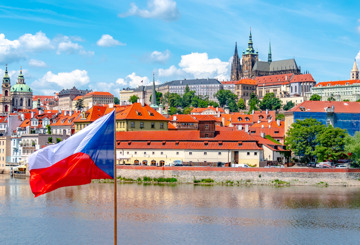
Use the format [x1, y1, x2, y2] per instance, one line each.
[230, 30, 302, 80]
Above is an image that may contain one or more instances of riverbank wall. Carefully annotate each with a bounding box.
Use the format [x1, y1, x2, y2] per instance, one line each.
[117, 166, 360, 186]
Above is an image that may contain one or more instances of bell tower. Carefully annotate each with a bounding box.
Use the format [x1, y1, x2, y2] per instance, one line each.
[351, 59, 359, 80]
[241, 28, 258, 78]
[0, 65, 11, 113]
[230, 42, 242, 81]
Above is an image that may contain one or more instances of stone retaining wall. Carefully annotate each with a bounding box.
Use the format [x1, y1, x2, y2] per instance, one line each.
[117, 166, 360, 186]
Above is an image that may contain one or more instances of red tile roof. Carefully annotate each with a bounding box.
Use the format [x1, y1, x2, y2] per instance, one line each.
[315, 79, 360, 87]
[236, 78, 257, 85]
[116, 130, 256, 142]
[221, 81, 238, 85]
[192, 114, 217, 121]
[73, 96, 83, 101]
[33, 95, 55, 101]
[116, 103, 168, 121]
[169, 114, 198, 123]
[290, 101, 360, 113]
[74, 105, 114, 123]
[256, 73, 315, 87]
[290, 74, 315, 83]
[84, 91, 114, 97]
[191, 106, 224, 113]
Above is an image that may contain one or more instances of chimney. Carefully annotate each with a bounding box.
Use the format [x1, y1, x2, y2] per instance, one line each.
[269, 124, 271, 128]
[159, 105, 163, 115]
[266, 109, 268, 114]
[64, 111, 68, 116]
[261, 125, 264, 128]
[109, 103, 114, 108]
[261, 132, 265, 138]
[239, 125, 243, 130]
[217, 111, 220, 117]
[245, 124, 249, 133]
[252, 110, 254, 114]
[31, 111, 34, 118]
[257, 120, 260, 124]
[222, 117, 225, 126]
[69, 110, 73, 116]
[173, 116, 177, 121]
[277, 119, 280, 126]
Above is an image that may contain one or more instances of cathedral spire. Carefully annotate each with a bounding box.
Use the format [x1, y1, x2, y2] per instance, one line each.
[231, 42, 241, 81]
[245, 27, 255, 54]
[268, 41, 272, 63]
[150, 72, 158, 109]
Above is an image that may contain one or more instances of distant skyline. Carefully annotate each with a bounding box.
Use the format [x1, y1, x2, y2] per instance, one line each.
[0, 0, 359, 95]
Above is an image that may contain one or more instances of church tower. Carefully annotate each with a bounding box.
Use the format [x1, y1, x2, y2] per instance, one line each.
[241, 28, 258, 78]
[230, 42, 241, 81]
[351, 59, 359, 80]
[10, 67, 33, 111]
[268, 42, 272, 63]
[0, 65, 12, 114]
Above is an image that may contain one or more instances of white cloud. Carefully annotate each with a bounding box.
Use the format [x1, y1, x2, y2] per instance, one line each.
[32, 69, 90, 94]
[89, 82, 119, 97]
[19, 32, 52, 51]
[116, 78, 127, 86]
[150, 50, 170, 63]
[126, 72, 150, 87]
[119, 0, 180, 21]
[0, 32, 52, 63]
[97, 34, 125, 47]
[158, 52, 230, 81]
[28, 59, 47, 67]
[356, 51, 360, 61]
[56, 36, 94, 56]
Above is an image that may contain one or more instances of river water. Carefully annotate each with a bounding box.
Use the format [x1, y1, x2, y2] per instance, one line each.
[1, 175, 360, 245]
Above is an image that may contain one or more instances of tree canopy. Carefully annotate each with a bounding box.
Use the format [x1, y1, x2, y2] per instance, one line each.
[327, 94, 336, 101]
[215, 90, 238, 108]
[314, 126, 347, 163]
[114, 97, 120, 104]
[310, 94, 321, 101]
[259, 92, 281, 110]
[345, 132, 360, 166]
[285, 118, 326, 163]
[75, 98, 84, 111]
[237, 98, 246, 110]
[283, 101, 295, 111]
[149, 92, 163, 105]
[248, 93, 259, 112]
[129, 95, 139, 104]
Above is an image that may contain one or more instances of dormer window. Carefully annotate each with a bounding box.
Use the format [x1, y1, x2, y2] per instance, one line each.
[238, 117, 242, 121]
[259, 115, 264, 119]
[346, 82, 349, 85]
[245, 117, 250, 121]
[148, 111, 154, 116]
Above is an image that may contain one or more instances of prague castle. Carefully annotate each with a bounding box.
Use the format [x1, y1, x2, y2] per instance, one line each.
[0, 65, 33, 114]
[231, 30, 301, 80]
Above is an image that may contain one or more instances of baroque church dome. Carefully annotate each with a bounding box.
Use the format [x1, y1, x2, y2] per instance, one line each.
[10, 83, 33, 93]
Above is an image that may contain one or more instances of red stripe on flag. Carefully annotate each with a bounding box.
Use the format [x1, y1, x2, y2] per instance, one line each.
[29, 152, 113, 197]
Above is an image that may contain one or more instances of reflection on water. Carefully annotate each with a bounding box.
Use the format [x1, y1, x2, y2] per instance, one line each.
[0, 175, 360, 244]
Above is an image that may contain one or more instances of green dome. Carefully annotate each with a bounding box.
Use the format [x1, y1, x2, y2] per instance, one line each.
[10, 84, 33, 93]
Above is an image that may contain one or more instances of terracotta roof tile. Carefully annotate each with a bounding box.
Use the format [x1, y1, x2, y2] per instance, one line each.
[116, 103, 168, 121]
[315, 79, 360, 87]
[290, 101, 360, 113]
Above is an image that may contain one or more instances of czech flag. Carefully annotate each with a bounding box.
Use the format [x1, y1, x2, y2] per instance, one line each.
[29, 110, 115, 197]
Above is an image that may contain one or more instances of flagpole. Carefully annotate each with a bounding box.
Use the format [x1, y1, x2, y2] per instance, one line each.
[113, 110, 117, 245]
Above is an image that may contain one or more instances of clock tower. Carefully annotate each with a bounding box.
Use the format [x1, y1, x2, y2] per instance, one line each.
[0, 65, 11, 114]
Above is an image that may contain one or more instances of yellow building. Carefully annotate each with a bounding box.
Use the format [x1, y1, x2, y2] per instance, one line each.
[115, 103, 168, 132]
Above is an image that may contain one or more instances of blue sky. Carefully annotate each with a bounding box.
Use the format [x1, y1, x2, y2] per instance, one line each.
[0, 0, 359, 96]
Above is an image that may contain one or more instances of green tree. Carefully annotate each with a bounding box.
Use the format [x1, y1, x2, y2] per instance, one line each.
[343, 99, 350, 102]
[345, 132, 360, 167]
[283, 101, 295, 111]
[259, 93, 281, 110]
[237, 98, 246, 110]
[185, 84, 190, 93]
[46, 124, 51, 135]
[129, 95, 139, 104]
[248, 93, 259, 112]
[327, 94, 336, 101]
[275, 113, 285, 120]
[285, 118, 326, 163]
[75, 98, 84, 111]
[48, 137, 53, 143]
[314, 126, 347, 163]
[310, 94, 321, 101]
[114, 97, 120, 104]
[209, 101, 219, 108]
[183, 107, 193, 114]
[169, 106, 178, 115]
[228, 100, 238, 112]
[56, 138, 62, 143]
[215, 90, 237, 107]
[149, 92, 163, 105]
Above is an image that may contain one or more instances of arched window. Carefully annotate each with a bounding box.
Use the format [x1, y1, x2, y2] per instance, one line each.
[20, 98, 23, 107]
[238, 117, 243, 121]
[4, 105, 8, 112]
[4, 90, 8, 96]
[28, 99, 31, 107]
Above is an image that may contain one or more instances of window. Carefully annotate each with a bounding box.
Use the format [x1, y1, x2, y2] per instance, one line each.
[218, 152, 221, 155]
[254, 152, 257, 156]
[134, 152, 137, 155]
[205, 124, 209, 130]
[204, 152, 207, 155]
[176, 152, 179, 155]
[131, 122, 135, 128]
[161, 152, 163, 155]
[152, 152, 155, 155]
[160, 123, 164, 129]
[144, 152, 146, 155]
[127, 152, 129, 154]
[247, 152, 250, 155]
[140, 122, 144, 129]
[189, 152, 192, 155]
[151, 122, 155, 129]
